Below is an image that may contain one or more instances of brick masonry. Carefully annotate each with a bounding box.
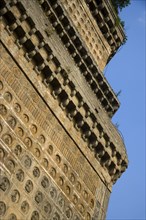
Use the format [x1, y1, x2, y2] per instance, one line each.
[0, 1, 128, 219]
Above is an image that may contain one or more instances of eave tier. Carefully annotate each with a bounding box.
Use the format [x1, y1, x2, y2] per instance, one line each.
[38, 0, 120, 118]
[86, 0, 126, 54]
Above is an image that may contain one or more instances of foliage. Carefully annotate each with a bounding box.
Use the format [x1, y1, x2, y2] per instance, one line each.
[116, 90, 122, 97]
[110, 1, 130, 44]
[111, 0, 131, 13]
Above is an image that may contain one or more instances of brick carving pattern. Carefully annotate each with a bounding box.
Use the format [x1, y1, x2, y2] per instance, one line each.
[0, 60, 96, 219]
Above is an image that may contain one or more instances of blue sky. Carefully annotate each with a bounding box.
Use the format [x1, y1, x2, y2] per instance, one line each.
[105, 0, 146, 219]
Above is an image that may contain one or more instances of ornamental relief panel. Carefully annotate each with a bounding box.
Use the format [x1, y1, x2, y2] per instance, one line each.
[0, 45, 103, 219]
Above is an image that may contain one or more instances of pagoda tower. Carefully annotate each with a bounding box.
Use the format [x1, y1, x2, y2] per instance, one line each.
[0, 0, 128, 219]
